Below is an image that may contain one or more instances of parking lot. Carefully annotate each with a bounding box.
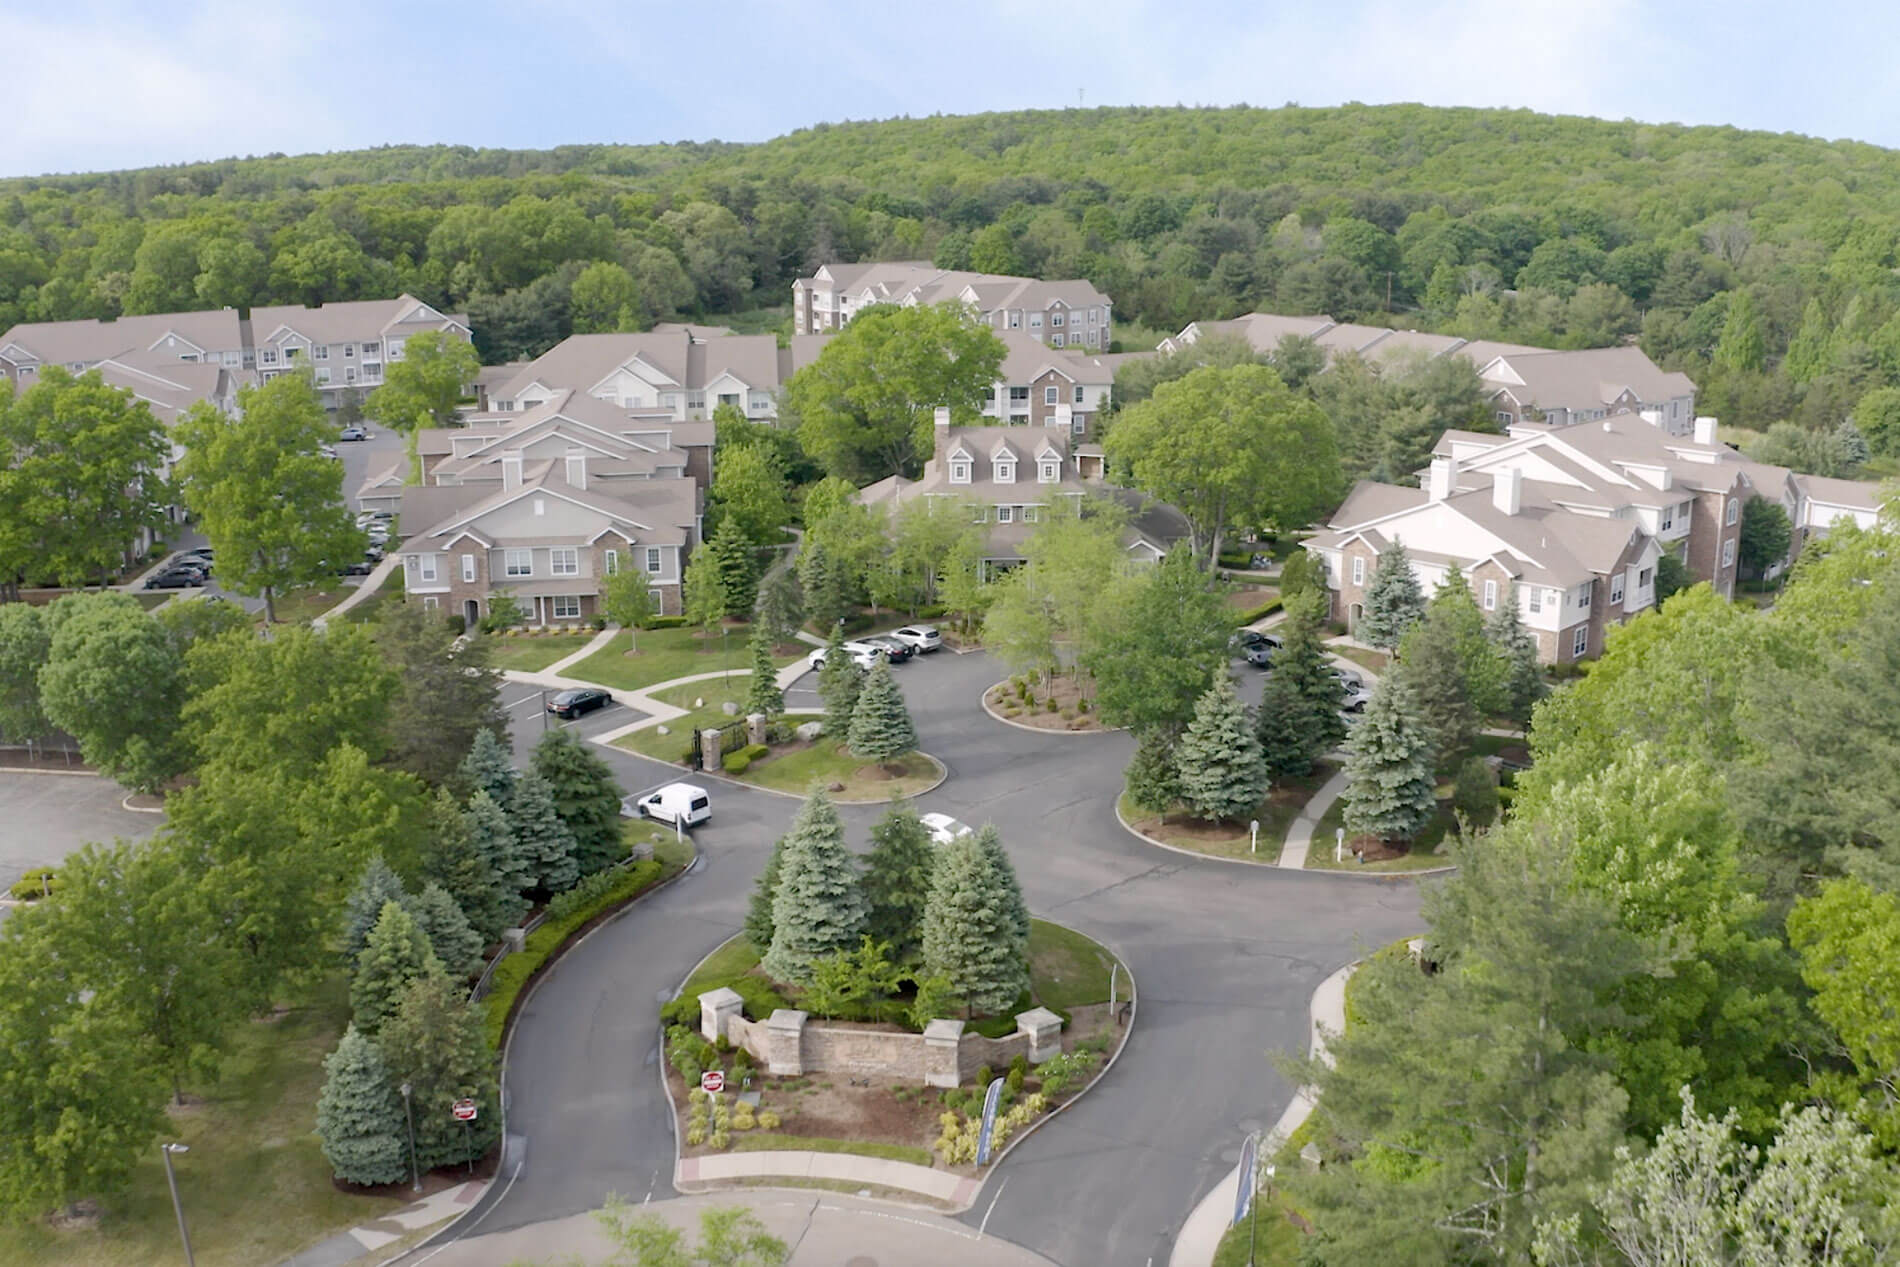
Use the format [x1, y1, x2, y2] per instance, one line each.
[0, 772, 161, 895]
[498, 679, 651, 765]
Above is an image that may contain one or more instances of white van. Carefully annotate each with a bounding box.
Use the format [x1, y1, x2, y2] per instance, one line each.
[631, 783, 711, 828]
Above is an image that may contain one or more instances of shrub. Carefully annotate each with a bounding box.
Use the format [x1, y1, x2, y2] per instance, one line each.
[974, 1065, 993, 1090]
[685, 1123, 706, 1146]
[915, 604, 948, 620]
[731, 1104, 756, 1131]
[590, 616, 608, 631]
[1233, 597, 1283, 626]
[643, 614, 690, 630]
[10, 867, 59, 900]
[1077, 699, 1091, 713]
[756, 1109, 781, 1130]
[725, 751, 753, 775]
[444, 614, 467, 635]
[1451, 756, 1498, 829]
[1044, 697, 1058, 713]
[1035, 1049, 1100, 1099]
[739, 743, 768, 762]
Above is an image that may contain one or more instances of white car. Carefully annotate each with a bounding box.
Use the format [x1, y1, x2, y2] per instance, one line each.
[1340, 683, 1374, 713]
[807, 641, 885, 673]
[920, 812, 973, 846]
[890, 625, 942, 653]
[629, 782, 711, 828]
[1330, 665, 1365, 693]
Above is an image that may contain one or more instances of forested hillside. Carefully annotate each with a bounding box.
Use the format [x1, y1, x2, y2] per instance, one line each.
[8, 104, 1900, 446]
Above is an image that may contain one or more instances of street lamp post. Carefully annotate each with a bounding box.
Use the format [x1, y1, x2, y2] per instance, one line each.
[399, 1081, 421, 1193]
[160, 1143, 196, 1267]
[1249, 1162, 1276, 1267]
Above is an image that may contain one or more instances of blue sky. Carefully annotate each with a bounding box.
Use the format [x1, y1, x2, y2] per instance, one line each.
[3, 0, 1893, 178]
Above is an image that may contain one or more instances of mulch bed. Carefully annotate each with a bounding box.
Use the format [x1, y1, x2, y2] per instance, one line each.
[984, 677, 1110, 731]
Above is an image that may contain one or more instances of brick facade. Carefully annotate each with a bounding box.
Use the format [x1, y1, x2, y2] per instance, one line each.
[1684, 485, 1743, 599]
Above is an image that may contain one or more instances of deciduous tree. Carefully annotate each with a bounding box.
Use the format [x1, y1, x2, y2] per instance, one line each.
[1739, 495, 1793, 578]
[378, 972, 500, 1170]
[368, 330, 479, 476]
[0, 602, 50, 742]
[38, 591, 188, 790]
[377, 602, 504, 786]
[708, 444, 792, 548]
[601, 568, 656, 650]
[1084, 547, 1230, 733]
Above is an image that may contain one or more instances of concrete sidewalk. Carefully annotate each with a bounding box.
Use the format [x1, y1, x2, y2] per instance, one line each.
[311, 554, 399, 628]
[678, 1149, 979, 1207]
[280, 1180, 487, 1267]
[1167, 960, 1357, 1267]
[1276, 766, 1350, 869]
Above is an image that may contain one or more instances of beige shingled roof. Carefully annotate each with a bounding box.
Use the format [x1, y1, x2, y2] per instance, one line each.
[1482, 346, 1697, 411]
[0, 308, 244, 365]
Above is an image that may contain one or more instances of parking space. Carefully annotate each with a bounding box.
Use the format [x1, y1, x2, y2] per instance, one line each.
[498, 681, 648, 764]
[0, 772, 161, 895]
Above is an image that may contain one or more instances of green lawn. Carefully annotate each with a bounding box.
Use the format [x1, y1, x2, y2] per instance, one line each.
[263, 583, 360, 625]
[730, 1133, 932, 1166]
[1119, 764, 1336, 863]
[133, 592, 171, 610]
[0, 975, 401, 1267]
[565, 623, 800, 693]
[612, 679, 820, 763]
[1327, 643, 1390, 674]
[1211, 1190, 1306, 1266]
[487, 633, 596, 672]
[1305, 787, 1456, 872]
[1027, 919, 1119, 1013]
[739, 743, 941, 802]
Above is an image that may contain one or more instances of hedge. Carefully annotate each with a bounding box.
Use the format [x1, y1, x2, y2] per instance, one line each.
[1232, 597, 1283, 626]
[482, 858, 664, 1050]
[726, 741, 770, 774]
[9, 867, 58, 900]
[642, 614, 690, 630]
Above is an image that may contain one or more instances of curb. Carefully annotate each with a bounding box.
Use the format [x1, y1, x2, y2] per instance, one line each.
[978, 683, 1124, 736]
[637, 750, 950, 807]
[121, 792, 165, 815]
[0, 764, 98, 777]
[1113, 796, 1447, 879]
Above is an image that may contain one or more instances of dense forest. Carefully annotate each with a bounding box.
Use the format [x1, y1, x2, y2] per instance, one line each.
[9, 104, 1900, 447]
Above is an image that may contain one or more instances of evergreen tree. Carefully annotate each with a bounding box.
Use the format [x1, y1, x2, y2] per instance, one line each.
[1358, 543, 1426, 651]
[342, 856, 411, 965]
[799, 541, 854, 628]
[818, 622, 864, 732]
[846, 658, 917, 762]
[1124, 728, 1185, 819]
[420, 787, 514, 941]
[464, 788, 533, 918]
[531, 727, 625, 876]
[921, 836, 1029, 1016]
[745, 621, 784, 719]
[1396, 566, 1492, 761]
[1175, 673, 1269, 823]
[411, 881, 486, 978]
[510, 769, 580, 894]
[1254, 672, 1315, 780]
[456, 728, 516, 810]
[1342, 675, 1440, 845]
[971, 824, 1030, 946]
[708, 515, 759, 616]
[762, 792, 867, 985]
[315, 1024, 409, 1186]
[683, 539, 729, 637]
[1484, 583, 1545, 723]
[753, 559, 805, 648]
[743, 835, 788, 952]
[860, 805, 936, 963]
[1255, 594, 1344, 776]
[378, 971, 501, 1171]
[351, 901, 443, 1034]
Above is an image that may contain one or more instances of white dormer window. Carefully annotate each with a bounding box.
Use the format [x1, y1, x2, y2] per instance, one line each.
[950, 460, 972, 484]
[1660, 505, 1674, 532]
[995, 461, 1015, 484]
[1039, 461, 1059, 483]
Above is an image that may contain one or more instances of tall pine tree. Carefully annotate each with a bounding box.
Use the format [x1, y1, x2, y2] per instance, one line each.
[1484, 582, 1545, 724]
[342, 856, 411, 965]
[1175, 673, 1269, 823]
[971, 824, 1030, 946]
[420, 787, 514, 942]
[378, 972, 501, 1170]
[411, 881, 486, 978]
[463, 788, 534, 920]
[510, 769, 580, 894]
[531, 727, 625, 876]
[1342, 674, 1439, 845]
[1358, 543, 1426, 651]
[847, 658, 918, 763]
[818, 622, 863, 733]
[745, 621, 784, 719]
[744, 835, 789, 952]
[708, 516, 760, 617]
[753, 559, 804, 648]
[1397, 565, 1497, 763]
[351, 901, 443, 1034]
[456, 728, 516, 810]
[762, 792, 867, 985]
[315, 1024, 409, 1186]
[921, 836, 1029, 1017]
[860, 805, 937, 963]
[1255, 594, 1344, 777]
[1124, 728, 1186, 820]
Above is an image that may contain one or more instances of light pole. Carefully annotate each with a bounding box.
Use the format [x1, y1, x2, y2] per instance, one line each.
[399, 1081, 421, 1193]
[1249, 1162, 1276, 1267]
[160, 1143, 196, 1267]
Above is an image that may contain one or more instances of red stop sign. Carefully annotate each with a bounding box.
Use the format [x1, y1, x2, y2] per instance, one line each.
[700, 1070, 725, 1094]
[451, 1098, 478, 1121]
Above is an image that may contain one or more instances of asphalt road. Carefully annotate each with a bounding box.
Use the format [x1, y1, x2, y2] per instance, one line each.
[453, 649, 1425, 1266]
[0, 771, 161, 893]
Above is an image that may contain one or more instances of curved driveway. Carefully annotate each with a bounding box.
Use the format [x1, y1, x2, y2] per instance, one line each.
[463, 650, 1424, 1267]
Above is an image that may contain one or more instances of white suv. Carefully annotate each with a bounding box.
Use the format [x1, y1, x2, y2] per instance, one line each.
[808, 641, 885, 673]
[890, 625, 942, 653]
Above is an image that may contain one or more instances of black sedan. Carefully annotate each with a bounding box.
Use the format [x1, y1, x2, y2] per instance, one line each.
[547, 688, 613, 719]
[144, 568, 205, 589]
[864, 635, 914, 663]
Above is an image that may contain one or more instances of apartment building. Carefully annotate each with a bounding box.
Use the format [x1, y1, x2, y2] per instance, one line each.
[977, 332, 1116, 434]
[792, 262, 1114, 350]
[0, 294, 469, 408]
[488, 328, 790, 422]
[1159, 311, 1540, 371]
[1307, 411, 1883, 662]
[1478, 346, 1698, 435]
[858, 408, 1186, 575]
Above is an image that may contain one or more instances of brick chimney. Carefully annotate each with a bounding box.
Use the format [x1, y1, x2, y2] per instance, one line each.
[1428, 456, 1459, 502]
[501, 450, 523, 491]
[1492, 466, 1522, 516]
[564, 448, 587, 491]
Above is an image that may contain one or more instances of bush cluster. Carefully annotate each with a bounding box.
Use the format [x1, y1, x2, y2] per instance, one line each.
[9, 867, 59, 900]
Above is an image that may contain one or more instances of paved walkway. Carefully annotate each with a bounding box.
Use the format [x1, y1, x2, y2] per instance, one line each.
[678, 1149, 979, 1206]
[311, 554, 400, 628]
[1275, 765, 1350, 869]
[281, 1180, 488, 1267]
[1168, 959, 1356, 1267]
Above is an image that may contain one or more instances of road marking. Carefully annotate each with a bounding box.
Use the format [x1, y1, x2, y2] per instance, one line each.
[504, 693, 544, 710]
[978, 1174, 1009, 1238]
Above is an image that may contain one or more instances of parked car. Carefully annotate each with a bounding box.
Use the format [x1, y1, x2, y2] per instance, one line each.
[336, 559, 374, 577]
[338, 425, 372, 441]
[365, 526, 391, 546]
[632, 782, 711, 828]
[179, 546, 214, 563]
[920, 812, 973, 846]
[1235, 630, 1283, 667]
[355, 509, 392, 527]
[1340, 683, 1373, 712]
[890, 625, 942, 653]
[807, 641, 885, 673]
[144, 568, 204, 589]
[864, 635, 914, 663]
[363, 544, 386, 563]
[1330, 666, 1364, 693]
[546, 687, 613, 719]
[318, 443, 339, 459]
[167, 559, 212, 581]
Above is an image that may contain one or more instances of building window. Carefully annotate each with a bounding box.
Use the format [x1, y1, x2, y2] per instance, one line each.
[261, 348, 278, 365]
[1726, 497, 1739, 525]
[648, 587, 664, 609]
[1023, 505, 1040, 522]
[1087, 329, 1099, 347]
[344, 343, 354, 358]
[1051, 312, 1065, 327]
[1572, 626, 1589, 658]
[1610, 573, 1625, 605]
[1089, 309, 1099, 325]
[505, 549, 532, 577]
[1638, 566, 1653, 589]
[422, 596, 438, 611]
[1351, 556, 1365, 586]
[604, 549, 619, 575]
[1577, 584, 1591, 610]
[1721, 538, 1736, 568]
[645, 547, 662, 574]
[419, 555, 438, 583]
[950, 461, 971, 483]
[995, 461, 1014, 484]
[315, 368, 331, 384]
[1528, 587, 1543, 613]
[1044, 386, 1059, 405]
[1659, 505, 1674, 532]
[461, 554, 475, 583]
[1008, 312, 1021, 328]
[1039, 461, 1059, 483]
[1052, 333, 1065, 347]
[1029, 312, 1043, 328]
[1495, 410, 1512, 425]
[362, 342, 380, 357]
[315, 344, 329, 360]
[551, 595, 582, 620]
[1009, 386, 1029, 403]
[1482, 579, 1497, 610]
[1074, 385, 1086, 404]
[972, 504, 988, 523]
[551, 548, 579, 576]
[345, 367, 357, 383]
[997, 505, 1014, 523]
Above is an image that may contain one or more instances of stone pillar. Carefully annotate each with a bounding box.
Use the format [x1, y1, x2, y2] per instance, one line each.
[700, 728, 724, 771]
[1015, 1007, 1064, 1064]
[699, 987, 743, 1045]
[763, 1009, 807, 1075]
[746, 712, 768, 746]
[923, 1018, 966, 1088]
